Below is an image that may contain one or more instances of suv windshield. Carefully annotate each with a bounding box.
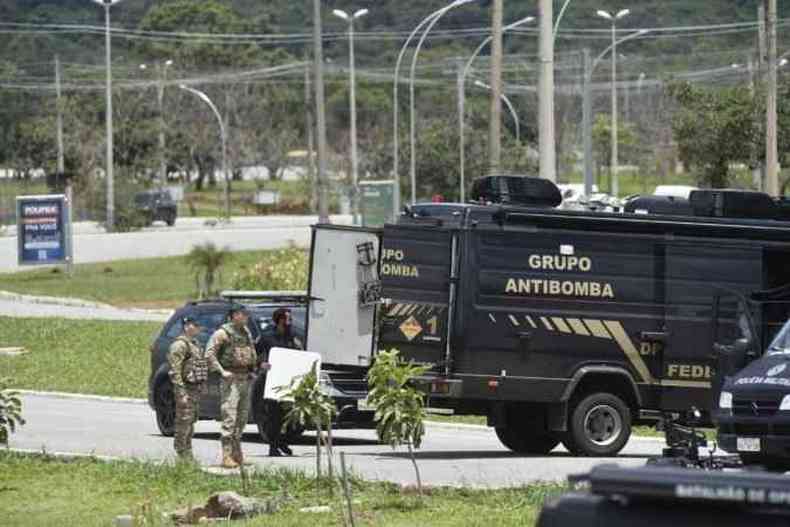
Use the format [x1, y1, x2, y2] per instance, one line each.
[767, 319, 790, 355]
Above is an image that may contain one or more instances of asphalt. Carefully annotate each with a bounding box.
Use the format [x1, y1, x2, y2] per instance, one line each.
[0, 215, 352, 272]
[12, 393, 668, 488]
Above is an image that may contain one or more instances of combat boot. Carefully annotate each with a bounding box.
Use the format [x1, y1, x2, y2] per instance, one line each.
[232, 442, 251, 466]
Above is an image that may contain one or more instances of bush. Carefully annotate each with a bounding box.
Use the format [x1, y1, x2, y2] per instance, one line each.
[0, 378, 25, 445]
[230, 248, 308, 291]
[185, 242, 231, 299]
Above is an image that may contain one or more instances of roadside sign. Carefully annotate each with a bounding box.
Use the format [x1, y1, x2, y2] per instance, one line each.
[16, 194, 72, 266]
[360, 180, 398, 227]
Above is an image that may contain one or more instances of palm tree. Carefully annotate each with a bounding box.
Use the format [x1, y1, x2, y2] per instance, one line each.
[185, 242, 230, 299]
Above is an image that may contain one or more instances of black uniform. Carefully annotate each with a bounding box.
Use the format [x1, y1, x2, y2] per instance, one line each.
[266, 327, 300, 456]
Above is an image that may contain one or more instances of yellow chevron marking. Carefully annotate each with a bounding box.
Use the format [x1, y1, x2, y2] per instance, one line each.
[583, 319, 611, 339]
[604, 320, 656, 384]
[387, 304, 402, 317]
[406, 304, 420, 316]
[540, 317, 554, 331]
[660, 380, 712, 389]
[567, 318, 590, 336]
[525, 315, 538, 329]
[508, 315, 520, 327]
[489, 313, 497, 323]
[551, 318, 572, 334]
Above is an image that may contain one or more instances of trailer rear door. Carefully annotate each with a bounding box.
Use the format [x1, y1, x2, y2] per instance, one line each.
[306, 225, 381, 367]
[378, 225, 458, 369]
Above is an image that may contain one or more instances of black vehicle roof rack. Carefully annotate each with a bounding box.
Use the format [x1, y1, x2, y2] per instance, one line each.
[219, 290, 310, 303]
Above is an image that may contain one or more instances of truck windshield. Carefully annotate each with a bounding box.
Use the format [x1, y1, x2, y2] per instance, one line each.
[768, 320, 790, 355]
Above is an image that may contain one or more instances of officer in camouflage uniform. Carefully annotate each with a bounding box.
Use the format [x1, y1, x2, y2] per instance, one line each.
[206, 305, 270, 468]
[167, 316, 208, 462]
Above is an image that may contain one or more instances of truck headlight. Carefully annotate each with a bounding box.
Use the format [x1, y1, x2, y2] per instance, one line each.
[780, 395, 790, 411]
[719, 391, 733, 410]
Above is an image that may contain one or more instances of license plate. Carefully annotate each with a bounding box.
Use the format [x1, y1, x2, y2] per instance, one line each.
[737, 437, 761, 452]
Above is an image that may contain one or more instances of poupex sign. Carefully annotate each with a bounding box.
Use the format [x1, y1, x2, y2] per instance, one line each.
[16, 194, 72, 266]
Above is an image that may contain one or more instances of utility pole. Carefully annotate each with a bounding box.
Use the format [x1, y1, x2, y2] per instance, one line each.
[457, 58, 466, 201]
[304, 61, 318, 211]
[582, 49, 594, 195]
[488, 0, 503, 174]
[55, 55, 65, 175]
[765, 0, 779, 196]
[157, 64, 167, 186]
[610, 22, 619, 197]
[538, 0, 556, 182]
[755, 2, 766, 191]
[103, 1, 115, 230]
[313, 0, 330, 223]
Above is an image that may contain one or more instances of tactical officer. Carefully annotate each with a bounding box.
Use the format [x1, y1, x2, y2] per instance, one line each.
[167, 316, 208, 462]
[206, 305, 269, 469]
[266, 308, 301, 457]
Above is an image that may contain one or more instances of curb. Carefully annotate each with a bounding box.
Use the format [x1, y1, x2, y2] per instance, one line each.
[18, 390, 148, 406]
[0, 290, 114, 309]
[8, 447, 121, 463]
[0, 290, 174, 317]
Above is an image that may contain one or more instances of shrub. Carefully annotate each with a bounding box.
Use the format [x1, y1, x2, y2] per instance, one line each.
[185, 242, 231, 299]
[230, 248, 308, 291]
[0, 378, 25, 446]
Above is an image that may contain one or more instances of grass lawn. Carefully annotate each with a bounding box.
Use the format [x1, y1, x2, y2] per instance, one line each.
[0, 317, 158, 398]
[0, 249, 292, 309]
[0, 451, 564, 527]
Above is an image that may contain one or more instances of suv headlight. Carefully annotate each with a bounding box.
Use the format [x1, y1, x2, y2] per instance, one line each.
[780, 395, 790, 411]
[719, 391, 733, 410]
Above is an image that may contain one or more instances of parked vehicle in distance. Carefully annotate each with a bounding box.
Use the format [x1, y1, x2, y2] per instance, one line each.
[134, 189, 178, 226]
[653, 185, 698, 199]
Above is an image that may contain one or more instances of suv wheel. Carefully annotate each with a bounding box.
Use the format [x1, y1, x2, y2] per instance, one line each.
[154, 381, 176, 437]
[165, 212, 176, 227]
[495, 426, 559, 454]
[563, 392, 631, 457]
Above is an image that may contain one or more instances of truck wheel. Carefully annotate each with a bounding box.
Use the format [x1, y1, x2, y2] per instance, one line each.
[563, 392, 631, 457]
[495, 426, 559, 455]
[166, 212, 176, 227]
[154, 381, 176, 437]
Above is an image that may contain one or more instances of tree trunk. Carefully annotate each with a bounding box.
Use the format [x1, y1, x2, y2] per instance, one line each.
[325, 418, 335, 485]
[407, 442, 423, 497]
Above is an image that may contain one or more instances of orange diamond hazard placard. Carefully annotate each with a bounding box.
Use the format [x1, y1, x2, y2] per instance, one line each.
[399, 316, 423, 341]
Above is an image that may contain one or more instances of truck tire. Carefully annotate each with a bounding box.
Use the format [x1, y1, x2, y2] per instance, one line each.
[154, 381, 176, 437]
[495, 426, 560, 455]
[563, 392, 631, 457]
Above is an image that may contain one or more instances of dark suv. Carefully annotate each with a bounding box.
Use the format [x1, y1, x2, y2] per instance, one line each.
[134, 190, 178, 227]
[147, 292, 308, 443]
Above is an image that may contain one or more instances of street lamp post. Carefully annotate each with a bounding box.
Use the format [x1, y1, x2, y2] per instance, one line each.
[179, 85, 229, 219]
[392, 0, 475, 207]
[141, 60, 174, 187]
[583, 28, 646, 196]
[333, 8, 369, 225]
[459, 16, 533, 201]
[597, 8, 631, 197]
[408, 0, 476, 205]
[93, 0, 124, 231]
[474, 80, 520, 142]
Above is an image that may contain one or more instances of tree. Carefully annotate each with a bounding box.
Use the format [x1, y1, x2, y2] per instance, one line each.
[592, 113, 637, 192]
[667, 81, 757, 188]
[279, 362, 337, 490]
[0, 378, 25, 446]
[366, 349, 429, 496]
[185, 242, 230, 299]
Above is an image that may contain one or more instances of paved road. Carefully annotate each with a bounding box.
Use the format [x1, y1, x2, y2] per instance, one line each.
[0, 298, 169, 322]
[13, 393, 666, 488]
[0, 215, 352, 273]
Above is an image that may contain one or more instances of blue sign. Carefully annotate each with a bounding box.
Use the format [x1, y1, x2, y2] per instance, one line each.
[17, 195, 72, 266]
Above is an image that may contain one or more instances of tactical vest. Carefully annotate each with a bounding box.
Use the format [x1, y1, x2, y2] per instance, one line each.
[216, 323, 257, 373]
[176, 336, 209, 385]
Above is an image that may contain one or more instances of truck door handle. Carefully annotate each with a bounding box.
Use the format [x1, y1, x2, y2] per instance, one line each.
[516, 331, 532, 340]
[641, 331, 669, 343]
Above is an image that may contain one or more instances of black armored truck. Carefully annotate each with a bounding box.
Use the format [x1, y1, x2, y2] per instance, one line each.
[306, 177, 790, 457]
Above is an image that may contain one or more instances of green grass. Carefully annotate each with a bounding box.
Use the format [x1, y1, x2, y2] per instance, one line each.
[0, 451, 563, 527]
[0, 317, 158, 398]
[0, 249, 295, 308]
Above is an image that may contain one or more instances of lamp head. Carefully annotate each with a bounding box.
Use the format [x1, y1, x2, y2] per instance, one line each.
[332, 9, 350, 21]
[616, 8, 631, 19]
[596, 10, 613, 20]
[353, 8, 369, 19]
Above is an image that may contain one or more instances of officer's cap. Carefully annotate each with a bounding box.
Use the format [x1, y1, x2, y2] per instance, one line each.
[182, 316, 200, 327]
